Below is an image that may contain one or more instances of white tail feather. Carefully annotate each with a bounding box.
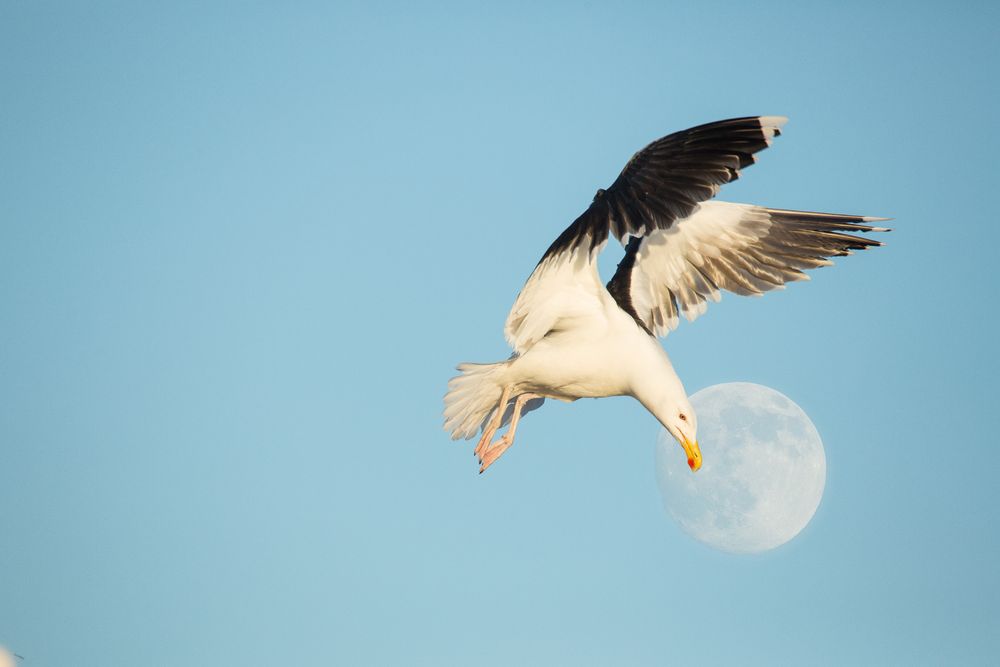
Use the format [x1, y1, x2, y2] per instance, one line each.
[443, 362, 509, 440]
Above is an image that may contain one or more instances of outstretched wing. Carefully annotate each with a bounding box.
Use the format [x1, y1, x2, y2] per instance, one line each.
[607, 201, 890, 336]
[505, 116, 788, 353]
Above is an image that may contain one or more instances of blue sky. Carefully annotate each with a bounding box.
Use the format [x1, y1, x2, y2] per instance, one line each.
[2, 1, 998, 664]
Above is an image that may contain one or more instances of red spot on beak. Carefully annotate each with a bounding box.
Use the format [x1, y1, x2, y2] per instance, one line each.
[687, 458, 695, 470]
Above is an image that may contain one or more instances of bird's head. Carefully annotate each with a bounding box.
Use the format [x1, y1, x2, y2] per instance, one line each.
[663, 398, 701, 472]
[636, 364, 702, 472]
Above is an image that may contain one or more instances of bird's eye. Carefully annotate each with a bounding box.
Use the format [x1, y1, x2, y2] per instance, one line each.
[679, 413, 687, 421]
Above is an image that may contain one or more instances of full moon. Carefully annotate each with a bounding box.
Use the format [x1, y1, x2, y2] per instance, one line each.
[656, 382, 826, 554]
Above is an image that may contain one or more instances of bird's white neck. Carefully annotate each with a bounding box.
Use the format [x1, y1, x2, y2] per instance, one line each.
[630, 347, 689, 431]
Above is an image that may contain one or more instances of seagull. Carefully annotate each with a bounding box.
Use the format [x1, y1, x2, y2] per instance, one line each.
[443, 116, 888, 474]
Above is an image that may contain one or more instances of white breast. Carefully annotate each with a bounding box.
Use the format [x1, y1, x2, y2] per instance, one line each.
[507, 290, 670, 401]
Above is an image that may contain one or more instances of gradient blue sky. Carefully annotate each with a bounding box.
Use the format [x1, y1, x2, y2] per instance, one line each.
[2, 2, 998, 665]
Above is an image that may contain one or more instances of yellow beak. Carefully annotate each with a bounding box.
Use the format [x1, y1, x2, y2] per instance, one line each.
[682, 437, 702, 472]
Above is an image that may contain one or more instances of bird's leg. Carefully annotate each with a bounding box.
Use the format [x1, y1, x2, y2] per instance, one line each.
[474, 385, 512, 460]
[480, 392, 540, 474]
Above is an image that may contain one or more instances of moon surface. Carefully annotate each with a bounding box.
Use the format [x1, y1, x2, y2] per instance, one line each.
[656, 382, 826, 554]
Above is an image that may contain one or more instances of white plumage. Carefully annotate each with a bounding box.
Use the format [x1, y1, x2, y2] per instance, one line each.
[443, 116, 887, 473]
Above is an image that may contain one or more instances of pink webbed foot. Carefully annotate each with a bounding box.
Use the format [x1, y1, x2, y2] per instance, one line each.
[479, 434, 514, 474]
[474, 391, 539, 474]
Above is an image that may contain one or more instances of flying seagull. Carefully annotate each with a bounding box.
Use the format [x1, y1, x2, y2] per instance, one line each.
[443, 116, 888, 474]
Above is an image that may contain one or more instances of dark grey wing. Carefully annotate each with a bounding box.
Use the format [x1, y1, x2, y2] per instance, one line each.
[540, 116, 788, 260]
[505, 116, 788, 352]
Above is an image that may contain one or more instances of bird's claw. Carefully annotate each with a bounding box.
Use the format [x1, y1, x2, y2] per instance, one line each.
[478, 434, 513, 474]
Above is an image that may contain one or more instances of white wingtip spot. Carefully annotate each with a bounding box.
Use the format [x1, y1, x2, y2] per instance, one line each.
[759, 115, 789, 129]
[862, 216, 892, 222]
[759, 116, 789, 143]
